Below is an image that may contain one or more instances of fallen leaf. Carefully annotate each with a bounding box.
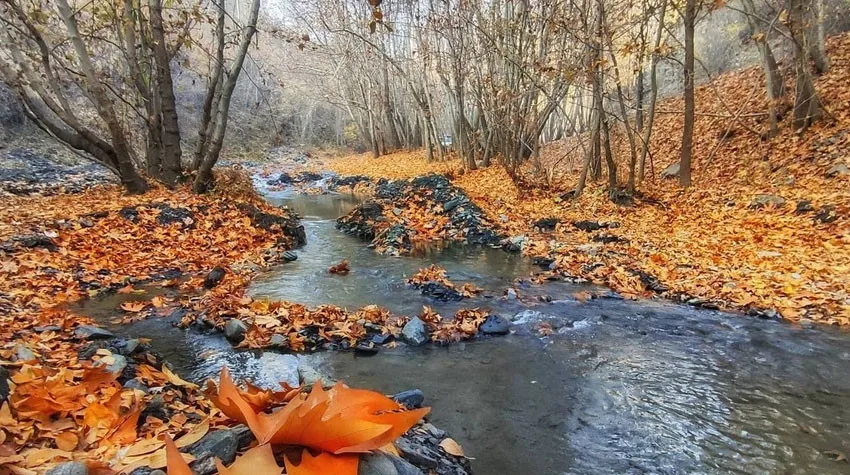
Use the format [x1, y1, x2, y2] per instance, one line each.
[283, 449, 357, 475]
[439, 438, 465, 457]
[216, 443, 281, 475]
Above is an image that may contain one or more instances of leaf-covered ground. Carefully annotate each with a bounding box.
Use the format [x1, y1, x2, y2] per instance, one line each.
[328, 34, 850, 325]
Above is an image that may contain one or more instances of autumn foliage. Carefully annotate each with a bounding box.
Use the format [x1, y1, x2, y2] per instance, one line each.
[328, 34, 850, 325]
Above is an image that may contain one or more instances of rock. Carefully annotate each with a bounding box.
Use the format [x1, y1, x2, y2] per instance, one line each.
[33, 325, 61, 333]
[266, 354, 300, 388]
[155, 205, 194, 226]
[795, 200, 814, 213]
[401, 317, 429, 346]
[46, 462, 88, 475]
[480, 315, 511, 335]
[749, 194, 785, 209]
[825, 163, 849, 178]
[123, 378, 150, 393]
[79, 218, 94, 228]
[354, 342, 380, 356]
[419, 282, 463, 302]
[532, 218, 559, 232]
[224, 319, 248, 343]
[104, 354, 127, 375]
[573, 220, 603, 232]
[74, 325, 114, 340]
[392, 389, 425, 409]
[505, 288, 518, 300]
[443, 198, 463, 212]
[395, 438, 440, 468]
[660, 161, 680, 179]
[512, 310, 548, 324]
[282, 251, 298, 262]
[393, 207, 403, 216]
[503, 235, 526, 252]
[371, 332, 393, 345]
[814, 205, 838, 224]
[360, 452, 424, 475]
[118, 339, 141, 355]
[576, 244, 602, 255]
[0, 367, 9, 402]
[298, 361, 334, 387]
[420, 423, 446, 439]
[203, 266, 226, 289]
[592, 234, 628, 244]
[269, 333, 287, 348]
[187, 429, 239, 465]
[149, 471, 166, 475]
[15, 344, 36, 362]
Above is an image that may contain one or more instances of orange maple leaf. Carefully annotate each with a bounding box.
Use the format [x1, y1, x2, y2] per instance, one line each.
[215, 443, 281, 475]
[208, 367, 429, 453]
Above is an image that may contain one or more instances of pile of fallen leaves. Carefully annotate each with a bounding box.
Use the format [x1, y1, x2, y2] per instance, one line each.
[183, 272, 494, 349]
[336, 175, 502, 255]
[406, 265, 482, 301]
[328, 33, 850, 325]
[0, 175, 312, 472]
[329, 151, 459, 180]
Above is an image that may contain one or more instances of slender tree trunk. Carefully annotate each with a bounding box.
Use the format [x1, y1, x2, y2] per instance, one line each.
[807, 0, 829, 74]
[680, 0, 696, 188]
[742, 0, 781, 137]
[193, 0, 261, 193]
[56, 0, 147, 193]
[639, 0, 667, 181]
[192, 0, 225, 171]
[789, 0, 822, 130]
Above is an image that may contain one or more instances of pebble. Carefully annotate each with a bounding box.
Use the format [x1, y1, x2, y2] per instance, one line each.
[15, 343, 36, 362]
[359, 452, 424, 475]
[480, 315, 511, 335]
[74, 325, 115, 340]
[505, 288, 518, 300]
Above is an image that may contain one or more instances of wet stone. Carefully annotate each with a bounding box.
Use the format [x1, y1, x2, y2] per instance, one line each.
[419, 282, 463, 302]
[123, 378, 150, 393]
[354, 342, 380, 356]
[282, 251, 298, 262]
[401, 317, 429, 346]
[46, 462, 88, 475]
[371, 333, 393, 345]
[393, 389, 425, 409]
[187, 429, 239, 466]
[74, 325, 114, 340]
[224, 319, 248, 343]
[360, 452, 424, 475]
[203, 266, 226, 289]
[480, 315, 511, 335]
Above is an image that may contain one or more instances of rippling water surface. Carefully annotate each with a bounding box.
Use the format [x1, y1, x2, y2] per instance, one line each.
[85, 189, 850, 475]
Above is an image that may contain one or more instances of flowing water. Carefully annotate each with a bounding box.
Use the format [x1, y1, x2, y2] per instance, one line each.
[86, 187, 850, 475]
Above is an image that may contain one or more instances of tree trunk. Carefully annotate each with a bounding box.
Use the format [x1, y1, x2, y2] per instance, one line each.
[192, 0, 226, 171]
[741, 0, 782, 137]
[56, 0, 147, 194]
[639, 0, 667, 181]
[193, 0, 261, 193]
[150, 0, 183, 185]
[789, 0, 822, 130]
[680, 0, 695, 188]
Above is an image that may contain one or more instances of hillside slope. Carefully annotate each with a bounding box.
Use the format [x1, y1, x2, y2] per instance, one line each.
[330, 33, 850, 325]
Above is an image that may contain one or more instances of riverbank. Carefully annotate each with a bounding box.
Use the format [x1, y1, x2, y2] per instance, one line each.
[0, 163, 477, 474]
[326, 36, 850, 326]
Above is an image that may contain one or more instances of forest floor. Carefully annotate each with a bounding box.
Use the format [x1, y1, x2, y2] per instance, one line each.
[328, 33, 850, 327]
[0, 160, 471, 474]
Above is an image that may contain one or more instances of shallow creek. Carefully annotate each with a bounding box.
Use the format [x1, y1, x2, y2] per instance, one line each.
[85, 188, 850, 475]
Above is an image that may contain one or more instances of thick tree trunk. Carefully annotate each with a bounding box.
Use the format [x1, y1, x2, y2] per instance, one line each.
[680, 0, 695, 188]
[150, 0, 183, 185]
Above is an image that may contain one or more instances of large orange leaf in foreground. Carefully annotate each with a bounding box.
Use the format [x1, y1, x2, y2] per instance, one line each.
[208, 367, 430, 454]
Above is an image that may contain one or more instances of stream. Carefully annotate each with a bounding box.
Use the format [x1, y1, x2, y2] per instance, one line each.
[86, 186, 850, 475]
